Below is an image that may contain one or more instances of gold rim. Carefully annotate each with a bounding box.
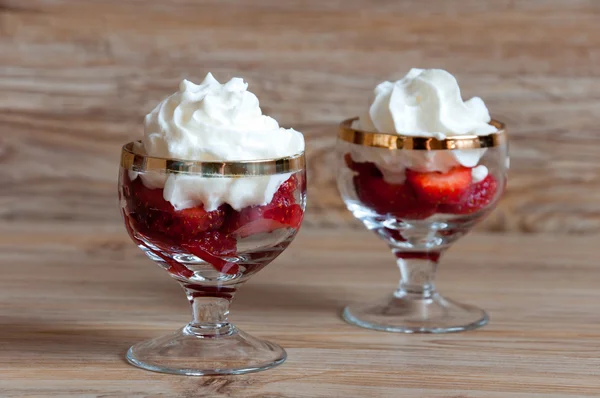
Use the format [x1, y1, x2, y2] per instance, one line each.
[120, 141, 305, 176]
[338, 118, 507, 150]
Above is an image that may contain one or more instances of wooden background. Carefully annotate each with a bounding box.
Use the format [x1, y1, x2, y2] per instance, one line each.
[2, 1, 600, 397]
[2, 0, 600, 234]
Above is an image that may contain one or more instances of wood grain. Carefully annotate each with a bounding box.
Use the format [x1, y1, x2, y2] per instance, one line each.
[1, 0, 600, 233]
[1, 1, 600, 396]
[2, 225, 600, 397]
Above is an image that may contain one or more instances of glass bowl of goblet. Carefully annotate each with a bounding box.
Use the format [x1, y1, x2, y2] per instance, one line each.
[119, 142, 306, 374]
[336, 118, 507, 333]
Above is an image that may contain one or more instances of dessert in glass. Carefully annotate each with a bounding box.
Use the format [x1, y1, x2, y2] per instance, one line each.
[337, 69, 508, 333]
[118, 74, 306, 375]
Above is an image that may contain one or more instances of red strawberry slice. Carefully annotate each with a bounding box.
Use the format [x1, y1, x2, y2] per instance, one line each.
[224, 207, 261, 237]
[182, 231, 239, 275]
[174, 205, 226, 236]
[127, 184, 175, 240]
[439, 175, 499, 215]
[225, 175, 304, 237]
[354, 175, 437, 220]
[125, 178, 175, 236]
[129, 178, 172, 212]
[406, 166, 472, 205]
[127, 177, 227, 238]
[344, 153, 383, 177]
[262, 179, 303, 228]
[122, 209, 194, 279]
[277, 174, 299, 196]
[226, 206, 298, 238]
[123, 177, 238, 275]
[264, 204, 303, 228]
[121, 209, 142, 245]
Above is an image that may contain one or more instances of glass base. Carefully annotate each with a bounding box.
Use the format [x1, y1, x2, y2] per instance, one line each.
[343, 292, 488, 333]
[126, 325, 286, 375]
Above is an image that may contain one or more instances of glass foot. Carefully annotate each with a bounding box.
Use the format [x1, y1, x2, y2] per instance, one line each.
[343, 292, 488, 333]
[126, 326, 286, 375]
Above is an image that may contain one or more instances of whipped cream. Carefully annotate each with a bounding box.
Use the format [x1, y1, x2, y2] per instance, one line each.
[471, 165, 489, 183]
[133, 73, 304, 211]
[144, 74, 304, 161]
[352, 68, 496, 180]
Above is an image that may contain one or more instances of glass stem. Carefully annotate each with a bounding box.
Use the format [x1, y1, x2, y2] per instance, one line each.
[179, 282, 237, 337]
[392, 249, 442, 299]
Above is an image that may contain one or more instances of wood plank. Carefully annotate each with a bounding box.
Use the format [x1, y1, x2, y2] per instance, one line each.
[1, 225, 600, 396]
[3, 116, 600, 233]
[1, 0, 599, 234]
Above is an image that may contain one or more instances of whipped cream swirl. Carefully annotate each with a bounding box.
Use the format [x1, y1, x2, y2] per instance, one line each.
[133, 73, 305, 211]
[356, 68, 497, 138]
[144, 73, 304, 161]
[351, 68, 496, 182]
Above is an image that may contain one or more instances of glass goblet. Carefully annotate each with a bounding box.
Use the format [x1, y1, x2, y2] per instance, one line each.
[337, 118, 508, 333]
[119, 142, 306, 374]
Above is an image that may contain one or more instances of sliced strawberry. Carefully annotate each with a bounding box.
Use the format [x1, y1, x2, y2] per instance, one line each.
[406, 166, 472, 205]
[277, 174, 299, 196]
[182, 231, 239, 275]
[124, 179, 174, 236]
[190, 231, 237, 256]
[121, 209, 142, 245]
[439, 175, 499, 215]
[124, 177, 239, 275]
[174, 205, 226, 236]
[344, 153, 383, 177]
[263, 181, 303, 227]
[122, 209, 194, 279]
[127, 176, 227, 238]
[226, 205, 303, 238]
[354, 175, 437, 220]
[264, 204, 303, 228]
[225, 175, 304, 237]
[129, 178, 172, 212]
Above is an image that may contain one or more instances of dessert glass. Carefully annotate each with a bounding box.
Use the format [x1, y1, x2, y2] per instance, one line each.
[119, 142, 306, 375]
[337, 118, 508, 333]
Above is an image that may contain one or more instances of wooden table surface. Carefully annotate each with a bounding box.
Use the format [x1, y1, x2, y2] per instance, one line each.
[2, 0, 600, 396]
[2, 227, 600, 397]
